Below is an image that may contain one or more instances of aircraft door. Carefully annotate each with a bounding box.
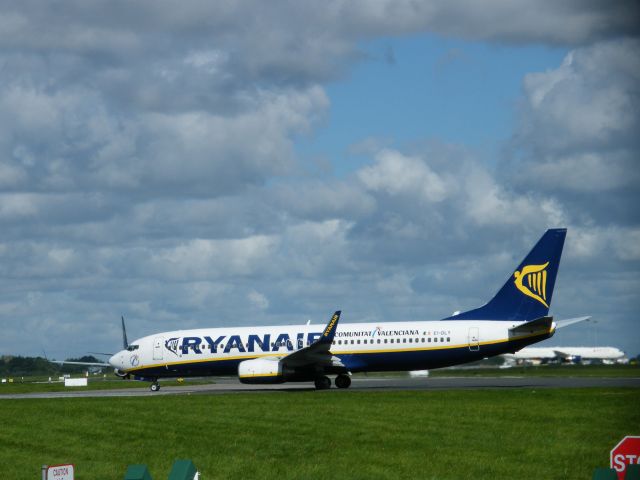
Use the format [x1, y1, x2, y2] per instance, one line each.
[153, 337, 164, 360]
[468, 328, 479, 351]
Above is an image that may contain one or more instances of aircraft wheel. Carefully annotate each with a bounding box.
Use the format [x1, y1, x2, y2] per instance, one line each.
[150, 382, 160, 392]
[335, 374, 351, 389]
[314, 376, 331, 390]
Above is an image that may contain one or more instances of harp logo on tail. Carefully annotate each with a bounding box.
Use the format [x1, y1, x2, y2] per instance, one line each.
[514, 262, 550, 307]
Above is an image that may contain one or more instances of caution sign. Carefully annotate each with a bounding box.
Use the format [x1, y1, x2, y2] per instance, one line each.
[46, 464, 74, 480]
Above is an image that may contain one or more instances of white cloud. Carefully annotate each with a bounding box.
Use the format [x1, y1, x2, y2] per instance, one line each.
[359, 149, 450, 203]
[150, 236, 278, 280]
[0, 193, 38, 219]
[570, 227, 640, 262]
[506, 38, 640, 229]
[521, 40, 639, 150]
[0, 2, 637, 359]
[0, 83, 329, 196]
[248, 290, 269, 311]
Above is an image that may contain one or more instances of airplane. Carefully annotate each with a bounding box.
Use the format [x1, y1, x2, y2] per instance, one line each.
[107, 228, 590, 391]
[503, 346, 625, 365]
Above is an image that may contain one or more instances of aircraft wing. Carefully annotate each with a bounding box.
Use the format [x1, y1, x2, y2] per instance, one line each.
[555, 316, 591, 329]
[280, 310, 345, 370]
[49, 360, 111, 367]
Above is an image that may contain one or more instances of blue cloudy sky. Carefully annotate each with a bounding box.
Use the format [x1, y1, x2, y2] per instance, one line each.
[1, 1, 639, 359]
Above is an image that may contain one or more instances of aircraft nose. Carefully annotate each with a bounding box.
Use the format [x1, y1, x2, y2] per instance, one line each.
[108, 351, 124, 369]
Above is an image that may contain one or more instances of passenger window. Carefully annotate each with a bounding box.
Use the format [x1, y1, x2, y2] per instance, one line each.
[428, 338, 431, 343]
[351, 340, 354, 345]
[447, 337, 450, 342]
[409, 338, 412, 343]
[377, 339, 381, 344]
[390, 339, 394, 344]
[384, 339, 388, 343]
[403, 338, 407, 343]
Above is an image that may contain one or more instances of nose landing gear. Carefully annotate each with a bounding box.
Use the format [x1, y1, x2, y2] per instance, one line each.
[150, 381, 160, 392]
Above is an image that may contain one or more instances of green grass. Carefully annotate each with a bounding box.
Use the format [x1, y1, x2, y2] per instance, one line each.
[0, 388, 637, 479]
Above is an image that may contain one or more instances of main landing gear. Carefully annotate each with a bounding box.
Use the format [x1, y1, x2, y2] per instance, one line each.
[314, 374, 352, 390]
[335, 374, 351, 389]
[314, 376, 331, 390]
[150, 381, 161, 392]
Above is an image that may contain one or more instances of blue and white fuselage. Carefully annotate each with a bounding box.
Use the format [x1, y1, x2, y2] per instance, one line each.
[109, 319, 554, 378]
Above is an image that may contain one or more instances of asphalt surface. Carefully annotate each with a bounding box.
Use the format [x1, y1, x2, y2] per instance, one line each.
[1, 375, 639, 399]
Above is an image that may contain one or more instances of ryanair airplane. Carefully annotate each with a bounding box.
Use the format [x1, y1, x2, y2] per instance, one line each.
[108, 228, 589, 391]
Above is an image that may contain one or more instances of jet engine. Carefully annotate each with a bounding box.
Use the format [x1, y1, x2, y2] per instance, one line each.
[238, 358, 286, 384]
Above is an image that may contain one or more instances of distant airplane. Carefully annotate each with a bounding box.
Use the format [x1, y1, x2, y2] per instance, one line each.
[503, 346, 625, 365]
[105, 228, 589, 391]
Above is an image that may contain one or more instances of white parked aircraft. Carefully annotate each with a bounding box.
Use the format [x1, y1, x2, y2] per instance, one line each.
[503, 346, 625, 365]
[107, 228, 589, 391]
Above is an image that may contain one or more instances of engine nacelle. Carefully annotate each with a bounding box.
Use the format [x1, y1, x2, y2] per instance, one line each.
[238, 358, 285, 384]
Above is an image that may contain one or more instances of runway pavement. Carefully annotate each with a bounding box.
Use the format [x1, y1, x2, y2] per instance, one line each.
[1, 375, 639, 399]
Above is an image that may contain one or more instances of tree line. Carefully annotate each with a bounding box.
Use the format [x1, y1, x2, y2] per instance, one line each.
[0, 355, 110, 376]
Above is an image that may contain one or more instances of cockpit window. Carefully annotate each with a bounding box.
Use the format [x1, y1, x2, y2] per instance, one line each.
[127, 345, 139, 351]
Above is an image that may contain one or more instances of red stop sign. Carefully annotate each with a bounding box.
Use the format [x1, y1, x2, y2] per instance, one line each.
[611, 436, 640, 480]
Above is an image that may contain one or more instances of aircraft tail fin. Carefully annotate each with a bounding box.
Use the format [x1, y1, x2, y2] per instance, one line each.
[445, 228, 566, 321]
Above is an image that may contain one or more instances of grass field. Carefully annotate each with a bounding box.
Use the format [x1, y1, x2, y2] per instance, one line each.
[0, 388, 638, 479]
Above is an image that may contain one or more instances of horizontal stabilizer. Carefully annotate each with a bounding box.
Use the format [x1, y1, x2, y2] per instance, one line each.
[555, 316, 591, 329]
[509, 316, 553, 339]
[50, 360, 111, 367]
